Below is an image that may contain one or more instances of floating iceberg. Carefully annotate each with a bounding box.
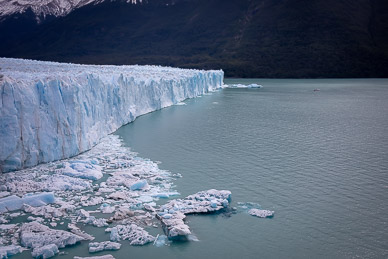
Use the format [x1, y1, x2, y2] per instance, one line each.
[31, 244, 58, 259]
[68, 224, 94, 241]
[60, 160, 103, 180]
[100, 203, 115, 214]
[238, 202, 275, 218]
[107, 224, 155, 245]
[88, 241, 121, 253]
[0, 58, 224, 172]
[0, 192, 55, 213]
[20, 222, 84, 251]
[157, 189, 231, 239]
[130, 180, 148, 191]
[227, 84, 262, 88]
[248, 209, 274, 218]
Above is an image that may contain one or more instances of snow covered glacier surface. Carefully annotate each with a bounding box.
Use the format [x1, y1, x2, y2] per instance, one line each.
[0, 58, 224, 172]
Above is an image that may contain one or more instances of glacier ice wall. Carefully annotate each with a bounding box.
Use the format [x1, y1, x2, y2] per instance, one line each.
[0, 58, 224, 172]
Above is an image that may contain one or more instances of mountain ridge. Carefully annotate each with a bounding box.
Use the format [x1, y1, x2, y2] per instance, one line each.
[1, 0, 387, 78]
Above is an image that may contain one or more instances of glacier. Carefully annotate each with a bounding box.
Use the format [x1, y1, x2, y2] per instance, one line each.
[0, 58, 223, 172]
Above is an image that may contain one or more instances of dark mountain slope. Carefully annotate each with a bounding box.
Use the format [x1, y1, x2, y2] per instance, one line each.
[1, 0, 387, 78]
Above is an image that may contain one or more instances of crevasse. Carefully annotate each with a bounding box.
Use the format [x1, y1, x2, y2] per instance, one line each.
[0, 58, 224, 172]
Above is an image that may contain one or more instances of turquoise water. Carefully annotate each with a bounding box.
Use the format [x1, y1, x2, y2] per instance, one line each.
[114, 79, 388, 258]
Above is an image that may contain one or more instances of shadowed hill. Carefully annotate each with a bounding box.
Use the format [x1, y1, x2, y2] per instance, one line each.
[1, 0, 388, 78]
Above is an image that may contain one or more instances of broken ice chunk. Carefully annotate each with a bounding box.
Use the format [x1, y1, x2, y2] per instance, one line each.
[31, 244, 59, 259]
[84, 216, 108, 228]
[0, 192, 55, 213]
[228, 84, 262, 88]
[237, 202, 274, 218]
[108, 224, 154, 245]
[157, 189, 231, 239]
[88, 241, 121, 253]
[81, 197, 104, 207]
[61, 161, 103, 180]
[100, 203, 115, 214]
[130, 180, 148, 191]
[20, 222, 84, 251]
[68, 224, 94, 241]
[248, 209, 274, 218]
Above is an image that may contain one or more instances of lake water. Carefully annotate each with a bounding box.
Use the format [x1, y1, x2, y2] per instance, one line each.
[10, 79, 388, 259]
[113, 79, 388, 258]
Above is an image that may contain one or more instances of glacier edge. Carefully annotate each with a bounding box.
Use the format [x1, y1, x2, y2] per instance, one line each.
[0, 58, 224, 172]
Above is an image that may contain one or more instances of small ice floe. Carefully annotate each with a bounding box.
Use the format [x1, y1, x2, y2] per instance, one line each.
[68, 224, 94, 241]
[27, 216, 44, 222]
[23, 204, 65, 219]
[248, 209, 274, 218]
[100, 203, 115, 214]
[31, 244, 59, 259]
[228, 84, 262, 88]
[175, 102, 186, 106]
[130, 180, 149, 191]
[84, 217, 108, 228]
[157, 189, 231, 239]
[107, 224, 155, 245]
[74, 255, 115, 259]
[9, 212, 21, 218]
[106, 173, 150, 193]
[81, 197, 104, 207]
[88, 241, 121, 253]
[107, 208, 135, 223]
[107, 192, 128, 201]
[0, 192, 55, 213]
[61, 160, 103, 181]
[237, 202, 274, 218]
[20, 222, 84, 257]
[143, 204, 156, 212]
[76, 209, 107, 227]
[0, 245, 23, 259]
[158, 211, 190, 238]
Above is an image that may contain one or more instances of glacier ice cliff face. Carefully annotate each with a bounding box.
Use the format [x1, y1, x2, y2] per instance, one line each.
[0, 58, 224, 172]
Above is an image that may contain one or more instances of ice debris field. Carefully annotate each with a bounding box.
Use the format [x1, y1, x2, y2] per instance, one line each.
[0, 58, 270, 259]
[0, 136, 273, 258]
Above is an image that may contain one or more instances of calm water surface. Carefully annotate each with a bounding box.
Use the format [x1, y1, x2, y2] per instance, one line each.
[71, 79, 388, 258]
